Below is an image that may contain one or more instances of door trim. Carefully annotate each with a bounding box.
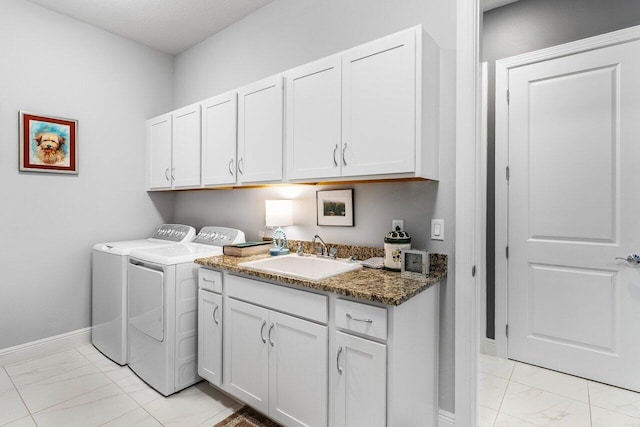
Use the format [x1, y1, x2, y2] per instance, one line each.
[454, 0, 482, 426]
[494, 24, 640, 359]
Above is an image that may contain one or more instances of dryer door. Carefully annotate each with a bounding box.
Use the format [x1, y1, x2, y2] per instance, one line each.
[128, 262, 164, 342]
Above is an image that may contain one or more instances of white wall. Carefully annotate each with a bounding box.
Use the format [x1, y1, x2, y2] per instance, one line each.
[172, 0, 457, 412]
[0, 0, 175, 349]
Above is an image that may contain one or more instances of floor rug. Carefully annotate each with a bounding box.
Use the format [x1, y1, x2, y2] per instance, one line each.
[213, 406, 283, 427]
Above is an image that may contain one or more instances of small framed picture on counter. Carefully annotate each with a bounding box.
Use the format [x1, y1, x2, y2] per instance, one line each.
[401, 249, 430, 278]
[316, 189, 354, 227]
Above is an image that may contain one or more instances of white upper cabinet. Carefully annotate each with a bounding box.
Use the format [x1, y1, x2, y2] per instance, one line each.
[171, 103, 201, 189]
[285, 55, 342, 180]
[146, 26, 439, 190]
[146, 113, 172, 190]
[237, 76, 283, 184]
[201, 92, 238, 187]
[341, 28, 417, 177]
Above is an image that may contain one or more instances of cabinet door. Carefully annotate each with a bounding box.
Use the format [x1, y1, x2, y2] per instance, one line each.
[268, 311, 328, 427]
[237, 76, 283, 184]
[198, 290, 222, 387]
[201, 92, 237, 186]
[342, 29, 416, 177]
[146, 113, 172, 190]
[334, 331, 386, 427]
[285, 56, 342, 180]
[172, 104, 201, 189]
[223, 298, 269, 413]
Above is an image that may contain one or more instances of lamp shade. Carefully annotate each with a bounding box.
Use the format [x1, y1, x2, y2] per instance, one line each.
[265, 200, 293, 227]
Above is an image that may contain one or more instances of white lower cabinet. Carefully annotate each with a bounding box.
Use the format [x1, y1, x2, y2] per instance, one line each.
[223, 298, 270, 411]
[197, 289, 222, 387]
[197, 268, 440, 427]
[334, 331, 387, 427]
[224, 297, 328, 427]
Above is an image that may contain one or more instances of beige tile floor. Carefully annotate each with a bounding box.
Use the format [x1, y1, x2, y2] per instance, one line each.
[0, 344, 241, 427]
[480, 354, 640, 426]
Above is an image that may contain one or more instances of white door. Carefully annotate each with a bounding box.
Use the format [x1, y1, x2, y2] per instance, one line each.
[334, 331, 386, 427]
[268, 311, 328, 427]
[146, 113, 172, 190]
[507, 39, 640, 391]
[342, 28, 416, 177]
[201, 92, 237, 186]
[285, 55, 342, 180]
[223, 298, 269, 412]
[172, 104, 201, 189]
[237, 76, 283, 184]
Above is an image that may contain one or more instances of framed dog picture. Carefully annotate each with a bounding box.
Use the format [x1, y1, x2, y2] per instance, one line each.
[19, 111, 78, 174]
[316, 189, 354, 226]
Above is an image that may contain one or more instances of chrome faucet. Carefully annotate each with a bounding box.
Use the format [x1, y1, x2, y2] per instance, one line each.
[312, 235, 328, 257]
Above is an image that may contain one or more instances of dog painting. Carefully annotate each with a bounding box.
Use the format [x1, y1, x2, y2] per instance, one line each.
[20, 112, 78, 174]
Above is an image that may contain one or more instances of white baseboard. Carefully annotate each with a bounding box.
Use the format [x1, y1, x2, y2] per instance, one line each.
[439, 409, 455, 427]
[0, 327, 91, 367]
[480, 337, 496, 356]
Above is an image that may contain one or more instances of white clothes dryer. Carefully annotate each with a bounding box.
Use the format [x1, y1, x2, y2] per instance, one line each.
[91, 224, 196, 365]
[127, 226, 245, 396]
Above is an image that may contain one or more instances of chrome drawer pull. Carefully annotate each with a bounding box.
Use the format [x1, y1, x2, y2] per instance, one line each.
[346, 313, 373, 323]
[260, 321, 267, 343]
[337, 346, 343, 374]
[164, 168, 170, 181]
[202, 277, 216, 283]
[212, 305, 220, 325]
[238, 157, 244, 174]
[268, 323, 275, 347]
[333, 144, 339, 167]
[342, 143, 347, 166]
[228, 159, 234, 176]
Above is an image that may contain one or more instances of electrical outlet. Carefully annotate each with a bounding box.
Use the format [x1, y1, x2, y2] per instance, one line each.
[392, 219, 404, 231]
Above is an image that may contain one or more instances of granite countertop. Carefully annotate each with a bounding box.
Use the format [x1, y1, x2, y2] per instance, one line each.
[195, 249, 447, 306]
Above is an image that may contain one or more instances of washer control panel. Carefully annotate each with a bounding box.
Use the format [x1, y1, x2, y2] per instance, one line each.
[151, 224, 196, 242]
[192, 226, 246, 246]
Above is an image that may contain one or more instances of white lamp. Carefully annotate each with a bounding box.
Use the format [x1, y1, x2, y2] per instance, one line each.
[265, 200, 293, 255]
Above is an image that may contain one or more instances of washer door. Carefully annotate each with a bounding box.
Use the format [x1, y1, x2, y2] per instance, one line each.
[128, 262, 164, 342]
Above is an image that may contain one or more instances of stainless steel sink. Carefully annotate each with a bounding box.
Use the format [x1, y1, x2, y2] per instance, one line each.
[238, 254, 362, 281]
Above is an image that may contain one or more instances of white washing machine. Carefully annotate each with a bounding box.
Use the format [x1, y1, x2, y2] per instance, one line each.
[127, 226, 245, 396]
[91, 224, 196, 365]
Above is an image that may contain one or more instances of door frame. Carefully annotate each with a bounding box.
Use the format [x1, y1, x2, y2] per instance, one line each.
[493, 24, 640, 359]
[455, 0, 482, 426]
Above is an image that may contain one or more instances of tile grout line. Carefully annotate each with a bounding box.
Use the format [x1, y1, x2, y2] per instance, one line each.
[16, 347, 115, 418]
[587, 381, 594, 427]
[2, 365, 39, 426]
[493, 361, 515, 426]
[74, 345, 167, 426]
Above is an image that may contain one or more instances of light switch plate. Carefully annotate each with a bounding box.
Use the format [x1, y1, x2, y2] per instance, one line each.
[431, 219, 444, 241]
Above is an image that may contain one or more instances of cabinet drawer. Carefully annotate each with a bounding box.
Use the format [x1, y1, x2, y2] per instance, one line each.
[226, 274, 327, 324]
[336, 299, 387, 340]
[199, 269, 222, 293]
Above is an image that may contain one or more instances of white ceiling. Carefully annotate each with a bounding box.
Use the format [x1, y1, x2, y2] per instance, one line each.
[23, 0, 274, 55]
[23, 0, 517, 55]
[482, 0, 520, 12]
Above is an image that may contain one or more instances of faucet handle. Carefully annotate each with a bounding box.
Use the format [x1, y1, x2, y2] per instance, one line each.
[315, 246, 324, 256]
[329, 247, 338, 258]
[296, 243, 303, 255]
